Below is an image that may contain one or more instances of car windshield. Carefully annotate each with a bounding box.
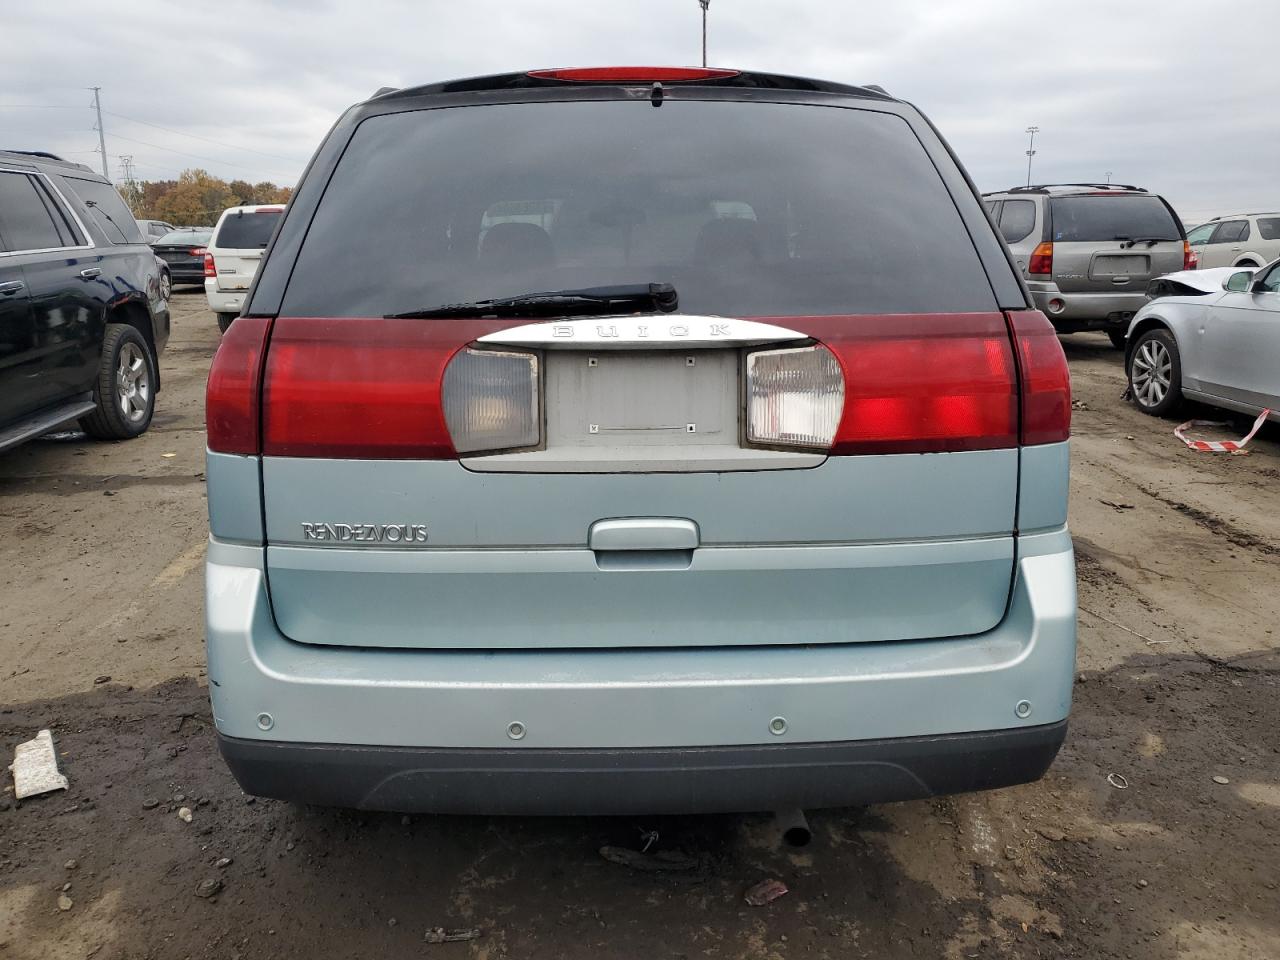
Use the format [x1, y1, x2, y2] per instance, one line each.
[156, 230, 212, 245]
[214, 209, 282, 250]
[1049, 195, 1180, 243]
[280, 99, 996, 317]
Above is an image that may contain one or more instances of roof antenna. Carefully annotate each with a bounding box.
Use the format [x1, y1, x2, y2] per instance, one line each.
[651, 82, 664, 107]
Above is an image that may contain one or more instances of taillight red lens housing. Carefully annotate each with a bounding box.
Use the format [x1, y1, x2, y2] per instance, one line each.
[1007, 310, 1071, 445]
[1028, 241, 1054, 275]
[191, 246, 207, 257]
[1183, 240, 1197, 271]
[528, 67, 740, 83]
[203, 253, 216, 278]
[206, 316, 272, 455]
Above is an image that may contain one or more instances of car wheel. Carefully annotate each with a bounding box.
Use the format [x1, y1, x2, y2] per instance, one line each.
[159, 269, 172, 301]
[216, 313, 236, 334]
[1127, 328, 1182, 417]
[1107, 329, 1127, 350]
[79, 323, 157, 440]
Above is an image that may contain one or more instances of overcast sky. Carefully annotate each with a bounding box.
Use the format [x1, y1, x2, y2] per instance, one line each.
[2, 0, 1274, 222]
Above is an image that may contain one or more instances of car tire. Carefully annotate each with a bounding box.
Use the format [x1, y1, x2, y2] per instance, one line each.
[159, 268, 172, 301]
[1107, 329, 1127, 350]
[216, 313, 236, 334]
[79, 323, 157, 440]
[1127, 328, 1182, 417]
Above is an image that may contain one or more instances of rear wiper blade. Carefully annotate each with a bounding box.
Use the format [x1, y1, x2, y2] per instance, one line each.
[1118, 237, 1169, 248]
[385, 283, 678, 319]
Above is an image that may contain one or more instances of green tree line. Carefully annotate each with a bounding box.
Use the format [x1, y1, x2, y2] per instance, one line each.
[119, 169, 292, 227]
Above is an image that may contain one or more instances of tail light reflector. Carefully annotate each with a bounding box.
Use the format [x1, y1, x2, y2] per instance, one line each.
[261, 318, 471, 459]
[528, 67, 739, 83]
[1007, 310, 1071, 445]
[190, 246, 207, 257]
[746, 345, 844, 450]
[1028, 241, 1054, 275]
[206, 316, 272, 455]
[203, 253, 216, 278]
[442, 348, 540, 453]
[1183, 240, 1198, 270]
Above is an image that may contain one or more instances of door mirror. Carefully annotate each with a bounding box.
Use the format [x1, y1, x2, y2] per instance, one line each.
[1223, 271, 1254, 292]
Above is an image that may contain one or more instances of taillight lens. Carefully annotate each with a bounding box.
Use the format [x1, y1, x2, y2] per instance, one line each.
[1183, 240, 1198, 271]
[203, 253, 216, 278]
[191, 246, 207, 257]
[528, 67, 739, 83]
[746, 345, 844, 450]
[206, 316, 272, 455]
[1008, 310, 1071, 445]
[1028, 241, 1054, 275]
[442, 348, 540, 453]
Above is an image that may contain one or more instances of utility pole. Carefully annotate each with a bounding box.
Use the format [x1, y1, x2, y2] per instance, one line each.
[698, 0, 710, 67]
[90, 86, 108, 179]
[1024, 125, 1039, 188]
[1105, 171, 1113, 185]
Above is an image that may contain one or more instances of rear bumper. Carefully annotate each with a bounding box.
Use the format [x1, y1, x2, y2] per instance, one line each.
[204, 279, 245, 314]
[1027, 282, 1146, 329]
[205, 527, 1076, 812]
[218, 721, 1067, 815]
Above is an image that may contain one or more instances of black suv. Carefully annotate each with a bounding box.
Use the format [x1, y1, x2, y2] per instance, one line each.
[0, 151, 169, 452]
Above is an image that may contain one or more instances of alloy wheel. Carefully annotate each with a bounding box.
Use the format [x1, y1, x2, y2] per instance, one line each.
[116, 342, 151, 423]
[1130, 338, 1172, 408]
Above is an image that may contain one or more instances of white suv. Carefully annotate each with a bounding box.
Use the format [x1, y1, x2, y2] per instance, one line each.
[204, 204, 285, 332]
[1187, 213, 1280, 270]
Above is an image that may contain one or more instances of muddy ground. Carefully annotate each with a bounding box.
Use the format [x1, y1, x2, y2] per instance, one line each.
[2, 292, 1278, 959]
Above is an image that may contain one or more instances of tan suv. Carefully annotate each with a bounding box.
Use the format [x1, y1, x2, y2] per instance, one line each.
[984, 183, 1193, 348]
[1187, 213, 1280, 270]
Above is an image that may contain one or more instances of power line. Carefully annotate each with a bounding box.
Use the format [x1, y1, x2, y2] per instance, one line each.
[106, 132, 297, 180]
[102, 110, 305, 163]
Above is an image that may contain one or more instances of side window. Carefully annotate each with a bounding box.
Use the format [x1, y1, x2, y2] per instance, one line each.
[1257, 263, 1280, 294]
[1209, 220, 1248, 244]
[33, 178, 85, 247]
[61, 176, 144, 244]
[0, 171, 64, 252]
[1186, 223, 1216, 245]
[997, 199, 1036, 244]
[1256, 218, 1280, 241]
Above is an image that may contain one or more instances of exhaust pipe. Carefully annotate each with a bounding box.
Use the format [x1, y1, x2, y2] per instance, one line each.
[774, 808, 811, 847]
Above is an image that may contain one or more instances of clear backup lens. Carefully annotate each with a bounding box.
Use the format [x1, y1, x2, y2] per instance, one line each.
[746, 345, 844, 450]
[442, 349, 540, 453]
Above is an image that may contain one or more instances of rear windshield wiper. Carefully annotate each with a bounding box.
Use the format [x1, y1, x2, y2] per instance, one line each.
[1116, 236, 1172, 248]
[385, 283, 678, 319]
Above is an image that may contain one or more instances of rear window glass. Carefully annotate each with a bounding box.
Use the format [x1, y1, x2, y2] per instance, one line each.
[62, 176, 143, 244]
[215, 209, 282, 250]
[281, 100, 997, 317]
[157, 230, 212, 245]
[1049, 196, 1180, 243]
[1257, 217, 1280, 241]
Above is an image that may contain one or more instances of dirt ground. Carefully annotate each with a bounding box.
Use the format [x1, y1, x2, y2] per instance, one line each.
[2, 292, 1278, 959]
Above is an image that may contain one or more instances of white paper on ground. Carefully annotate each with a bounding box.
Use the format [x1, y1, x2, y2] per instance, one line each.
[9, 729, 69, 800]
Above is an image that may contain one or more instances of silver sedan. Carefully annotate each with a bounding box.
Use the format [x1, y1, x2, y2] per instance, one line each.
[1125, 260, 1280, 420]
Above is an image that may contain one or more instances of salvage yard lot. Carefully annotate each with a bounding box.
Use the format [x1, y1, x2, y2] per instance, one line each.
[2, 292, 1278, 959]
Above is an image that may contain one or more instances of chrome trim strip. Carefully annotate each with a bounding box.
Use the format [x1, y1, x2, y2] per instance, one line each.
[477, 315, 807, 350]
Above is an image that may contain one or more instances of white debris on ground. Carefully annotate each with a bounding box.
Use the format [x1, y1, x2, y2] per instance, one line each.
[9, 729, 69, 800]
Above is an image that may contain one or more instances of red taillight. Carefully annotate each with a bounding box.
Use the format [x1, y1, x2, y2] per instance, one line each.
[1028, 241, 1054, 275]
[793, 314, 1019, 455]
[261, 318, 482, 459]
[1183, 240, 1197, 271]
[1007, 310, 1071, 445]
[190, 246, 207, 257]
[528, 66, 740, 83]
[206, 316, 272, 455]
[203, 253, 216, 278]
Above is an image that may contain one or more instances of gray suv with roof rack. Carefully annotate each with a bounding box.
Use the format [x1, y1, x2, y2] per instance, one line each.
[984, 183, 1192, 348]
[0, 150, 169, 451]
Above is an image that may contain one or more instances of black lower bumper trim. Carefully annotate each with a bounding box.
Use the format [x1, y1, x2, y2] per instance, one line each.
[218, 722, 1067, 815]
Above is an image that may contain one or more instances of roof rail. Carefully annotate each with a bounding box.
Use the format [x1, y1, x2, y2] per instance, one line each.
[1, 149, 66, 161]
[370, 86, 399, 98]
[1004, 182, 1147, 194]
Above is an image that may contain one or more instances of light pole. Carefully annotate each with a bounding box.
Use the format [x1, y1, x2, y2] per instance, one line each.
[698, 0, 710, 67]
[1024, 126, 1039, 188]
[1105, 171, 1113, 185]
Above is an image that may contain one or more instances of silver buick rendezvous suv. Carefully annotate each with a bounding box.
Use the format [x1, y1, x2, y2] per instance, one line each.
[204, 66, 1076, 815]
